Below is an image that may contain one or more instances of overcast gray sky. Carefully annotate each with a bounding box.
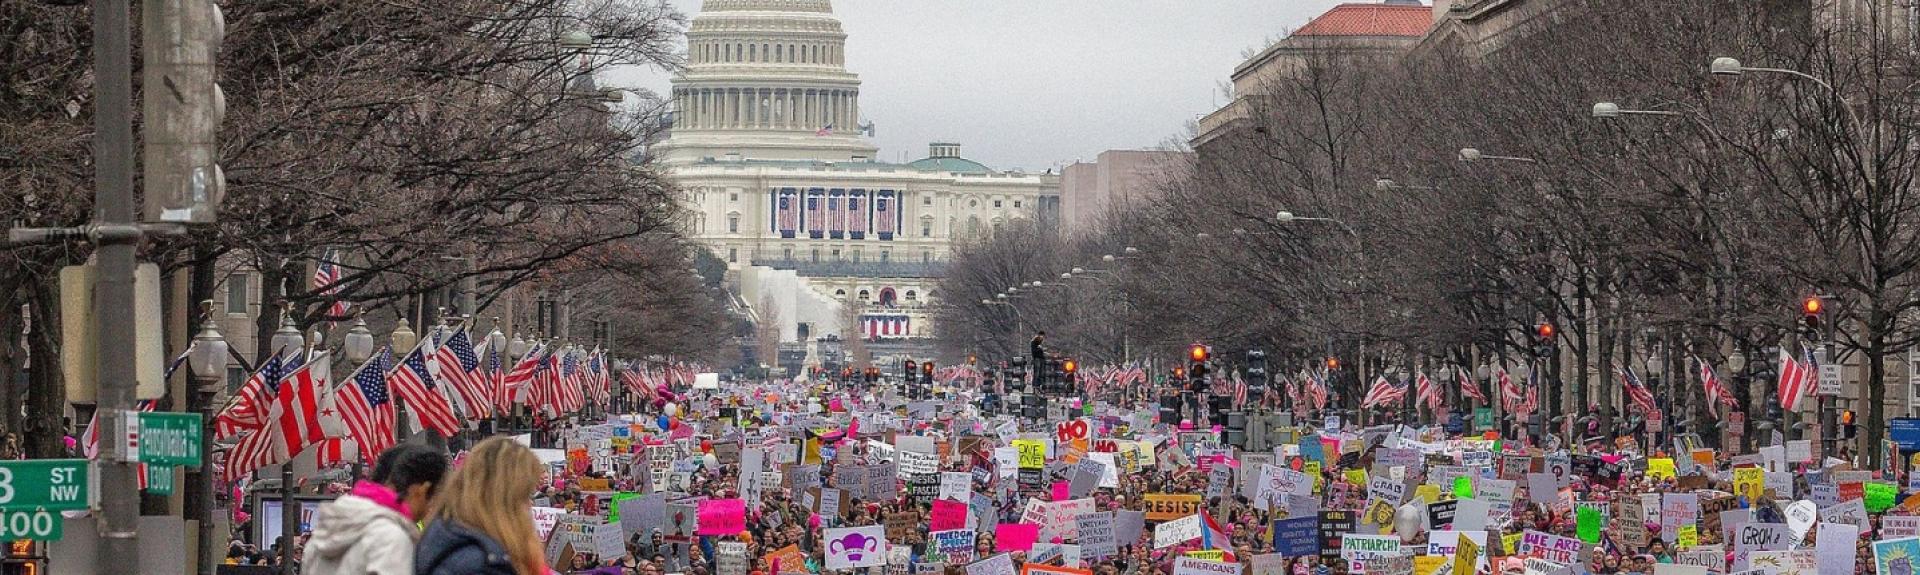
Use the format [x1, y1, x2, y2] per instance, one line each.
[613, 1, 1357, 171]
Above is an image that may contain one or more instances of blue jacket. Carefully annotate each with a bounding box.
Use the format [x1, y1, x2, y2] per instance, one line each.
[414, 519, 521, 575]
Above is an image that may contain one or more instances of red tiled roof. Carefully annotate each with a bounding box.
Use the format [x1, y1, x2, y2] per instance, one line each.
[1293, 4, 1433, 37]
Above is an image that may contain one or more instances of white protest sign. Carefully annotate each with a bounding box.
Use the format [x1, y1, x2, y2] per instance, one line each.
[1173, 556, 1244, 575]
[939, 472, 972, 501]
[1155, 514, 1202, 548]
[1078, 511, 1118, 560]
[1815, 523, 1858, 575]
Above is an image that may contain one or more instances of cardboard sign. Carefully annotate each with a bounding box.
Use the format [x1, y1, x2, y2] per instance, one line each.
[969, 554, 1017, 575]
[1145, 493, 1204, 521]
[1172, 556, 1243, 575]
[1078, 512, 1118, 560]
[1155, 514, 1203, 549]
[1518, 530, 1584, 564]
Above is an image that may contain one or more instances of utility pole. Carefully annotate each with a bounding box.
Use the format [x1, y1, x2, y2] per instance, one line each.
[92, 0, 143, 565]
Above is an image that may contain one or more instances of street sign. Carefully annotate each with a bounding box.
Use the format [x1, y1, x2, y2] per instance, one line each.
[1892, 418, 1920, 452]
[134, 412, 203, 466]
[0, 508, 62, 541]
[145, 465, 174, 496]
[0, 460, 89, 511]
[1819, 363, 1842, 396]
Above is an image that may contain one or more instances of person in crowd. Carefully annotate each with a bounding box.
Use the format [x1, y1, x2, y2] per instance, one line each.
[416, 436, 549, 575]
[305, 443, 451, 575]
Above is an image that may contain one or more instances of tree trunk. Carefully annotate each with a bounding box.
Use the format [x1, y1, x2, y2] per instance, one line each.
[24, 280, 66, 459]
[1867, 305, 1889, 469]
[1596, 298, 1615, 435]
[253, 258, 288, 364]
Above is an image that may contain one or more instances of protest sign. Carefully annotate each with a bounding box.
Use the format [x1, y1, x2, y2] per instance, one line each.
[1517, 530, 1583, 564]
[1173, 556, 1243, 575]
[1078, 512, 1118, 560]
[968, 554, 1017, 575]
[1155, 514, 1202, 549]
[715, 541, 749, 575]
[931, 529, 978, 564]
[1145, 493, 1204, 521]
[997, 523, 1041, 552]
[765, 545, 809, 574]
[931, 499, 970, 531]
[1272, 516, 1319, 556]
[1319, 510, 1355, 560]
[1674, 544, 1724, 573]
[698, 498, 747, 536]
[824, 525, 888, 569]
[1339, 534, 1401, 574]
[886, 511, 921, 542]
[1114, 510, 1146, 547]
[1875, 537, 1920, 575]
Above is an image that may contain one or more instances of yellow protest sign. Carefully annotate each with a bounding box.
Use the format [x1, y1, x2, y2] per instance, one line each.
[1144, 493, 1203, 521]
[1455, 532, 1481, 575]
[1413, 556, 1448, 575]
[1733, 467, 1764, 500]
[1184, 550, 1225, 561]
[1647, 458, 1676, 481]
[1414, 484, 1441, 505]
[1676, 525, 1697, 549]
[1013, 439, 1046, 469]
[1304, 461, 1323, 493]
[1344, 469, 1368, 486]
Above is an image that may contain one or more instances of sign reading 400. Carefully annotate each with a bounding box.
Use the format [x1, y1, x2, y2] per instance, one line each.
[0, 459, 90, 511]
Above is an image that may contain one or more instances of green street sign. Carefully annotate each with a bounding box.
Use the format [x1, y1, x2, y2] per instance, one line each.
[0, 459, 89, 511]
[1473, 407, 1494, 430]
[0, 508, 62, 541]
[144, 465, 174, 496]
[135, 412, 203, 467]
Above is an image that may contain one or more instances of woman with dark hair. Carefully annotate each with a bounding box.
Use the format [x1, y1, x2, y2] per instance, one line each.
[305, 443, 451, 575]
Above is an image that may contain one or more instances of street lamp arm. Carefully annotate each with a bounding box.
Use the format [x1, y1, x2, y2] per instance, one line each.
[1740, 66, 1839, 94]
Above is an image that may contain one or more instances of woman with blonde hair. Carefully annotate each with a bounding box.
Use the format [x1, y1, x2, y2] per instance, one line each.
[415, 437, 549, 575]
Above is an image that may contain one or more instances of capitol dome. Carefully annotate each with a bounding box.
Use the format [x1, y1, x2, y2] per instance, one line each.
[654, 0, 876, 164]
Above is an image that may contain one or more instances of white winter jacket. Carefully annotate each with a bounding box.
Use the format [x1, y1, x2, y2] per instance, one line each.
[302, 492, 419, 575]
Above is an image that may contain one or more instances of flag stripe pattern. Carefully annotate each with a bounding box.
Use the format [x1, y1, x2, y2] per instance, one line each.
[432, 329, 492, 420]
[334, 347, 395, 463]
[389, 343, 460, 437]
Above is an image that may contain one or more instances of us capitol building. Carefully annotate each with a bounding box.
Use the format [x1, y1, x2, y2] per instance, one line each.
[653, 0, 1060, 365]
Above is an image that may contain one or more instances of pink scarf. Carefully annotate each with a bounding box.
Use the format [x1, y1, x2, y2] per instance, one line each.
[350, 480, 410, 518]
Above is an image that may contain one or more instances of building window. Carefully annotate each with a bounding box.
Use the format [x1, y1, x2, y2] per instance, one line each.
[858, 289, 871, 300]
[730, 192, 739, 202]
[835, 289, 846, 298]
[831, 248, 842, 261]
[879, 251, 890, 263]
[728, 216, 739, 233]
[1014, 200, 1022, 208]
[225, 273, 249, 314]
[728, 248, 738, 263]
[782, 247, 794, 260]
[226, 366, 247, 393]
[905, 290, 918, 301]
[994, 200, 1003, 208]
[924, 196, 933, 206]
[969, 199, 978, 208]
[811, 248, 820, 263]
[922, 250, 932, 263]
[921, 220, 932, 237]
[851, 249, 862, 263]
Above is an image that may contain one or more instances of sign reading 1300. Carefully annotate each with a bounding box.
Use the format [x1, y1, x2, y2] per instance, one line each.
[0, 459, 90, 511]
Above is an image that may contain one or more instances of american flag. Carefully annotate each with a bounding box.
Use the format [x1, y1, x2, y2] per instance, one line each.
[1456, 365, 1487, 403]
[558, 349, 586, 414]
[389, 343, 461, 437]
[1307, 369, 1329, 411]
[488, 340, 513, 415]
[1232, 371, 1248, 405]
[847, 191, 867, 239]
[775, 190, 798, 238]
[431, 328, 492, 419]
[1513, 367, 1540, 417]
[622, 367, 652, 400]
[1619, 366, 1660, 419]
[1415, 371, 1441, 412]
[1496, 365, 1524, 413]
[815, 123, 834, 136]
[1695, 356, 1740, 416]
[503, 343, 547, 410]
[225, 352, 332, 482]
[1361, 375, 1405, 408]
[313, 248, 349, 320]
[874, 192, 895, 239]
[806, 190, 825, 239]
[213, 351, 293, 440]
[1779, 347, 1814, 411]
[331, 347, 395, 464]
[827, 191, 845, 239]
[585, 349, 610, 408]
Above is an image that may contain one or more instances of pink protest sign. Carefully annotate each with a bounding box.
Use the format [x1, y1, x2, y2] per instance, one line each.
[697, 498, 747, 536]
[996, 523, 1041, 552]
[930, 499, 969, 531]
[1052, 481, 1070, 501]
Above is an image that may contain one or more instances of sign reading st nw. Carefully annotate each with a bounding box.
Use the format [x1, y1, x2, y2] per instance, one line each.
[0, 459, 90, 511]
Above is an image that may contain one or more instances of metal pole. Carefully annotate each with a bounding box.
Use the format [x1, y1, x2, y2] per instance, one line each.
[93, 0, 143, 564]
[281, 464, 296, 573]
[191, 374, 218, 575]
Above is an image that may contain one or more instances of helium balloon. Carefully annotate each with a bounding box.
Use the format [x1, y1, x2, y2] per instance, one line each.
[701, 440, 713, 453]
[1394, 502, 1427, 542]
[656, 415, 671, 430]
[703, 453, 719, 469]
[665, 402, 680, 417]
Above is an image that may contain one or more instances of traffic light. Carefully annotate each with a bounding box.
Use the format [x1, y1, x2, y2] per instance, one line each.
[1842, 410, 1857, 439]
[143, 0, 227, 223]
[1534, 322, 1556, 357]
[1802, 295, 1825, 337]
[1062, 359, 1078, 377]
[1326, 357, 1340, 370]
[921, 361, 935, 386]
[1245, 349, 1269, 390]
[1173, 366, 1186, 380]
[1189, 344, 1211, 363]
[4, 540, 42, 575]
[902, 358, 917, 381]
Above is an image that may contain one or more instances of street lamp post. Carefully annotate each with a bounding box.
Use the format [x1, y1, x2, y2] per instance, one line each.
[187, 302, 227, 575]
[268, 310, 304, 573]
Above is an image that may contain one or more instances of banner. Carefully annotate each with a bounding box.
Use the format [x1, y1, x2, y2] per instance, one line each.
[824, 525, 888, 569]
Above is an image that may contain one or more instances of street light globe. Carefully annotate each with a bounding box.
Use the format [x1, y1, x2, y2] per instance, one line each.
[270, 311, 304, 357]
[391, 318, 419, 352]
[559, 29, 594, 51]
[189, 301, 227, 382]
[1375, 179, 1396, 191]
[1060, 272, 1072, 280]
[1030, 281, 1044, 288]
[1276, 211, 1297, 223]
[1710, 56, 1743, 76]
[1592, 102, 1622, 119]
[1196, 232, 1211, 240]
[1102, 254, 1116, 262]
[1072, 267, 1086, 274]
[1124, 246, 1139, 255]
[996, 293, 1008, 300]
[487, 321, 507, 356]
[980, 299, 993, 305]
[1458, 148, 1484, 162]
[343, 316, 376, 364]
[1007, 286, 1019, 294]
